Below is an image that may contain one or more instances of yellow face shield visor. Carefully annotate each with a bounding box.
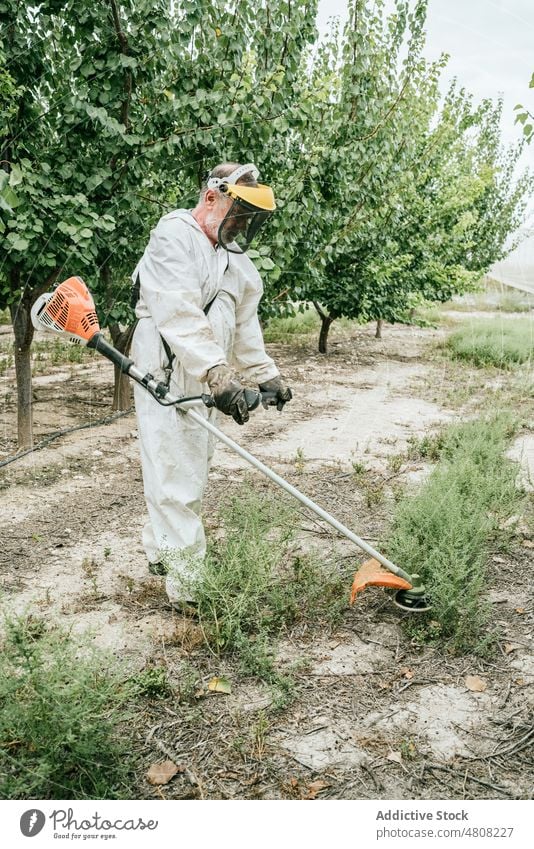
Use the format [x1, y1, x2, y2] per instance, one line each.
[207, 163, 276, 253]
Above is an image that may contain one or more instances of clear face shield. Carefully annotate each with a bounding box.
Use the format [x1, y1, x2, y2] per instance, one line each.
[206, 163, 276, 254]
[217, 198, 273, 254]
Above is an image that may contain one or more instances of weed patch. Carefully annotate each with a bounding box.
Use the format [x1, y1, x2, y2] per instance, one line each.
[446, 318, 534, 368]
[164, 488, 345, 692]
[386, 414, 525, 652]
[130, 665, 172, 700]
[0, 614, 133, 799]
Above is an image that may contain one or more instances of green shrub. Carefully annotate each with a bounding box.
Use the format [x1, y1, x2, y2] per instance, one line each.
[387, 413, 524, 652]
[446, 318, 534, 368]
[164, 488, 345, 684]
[0, 614, 133, 799]
[130, 665, 172, 699]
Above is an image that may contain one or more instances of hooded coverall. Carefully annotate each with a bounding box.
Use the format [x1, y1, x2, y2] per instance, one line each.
[131, 209, 279, 602]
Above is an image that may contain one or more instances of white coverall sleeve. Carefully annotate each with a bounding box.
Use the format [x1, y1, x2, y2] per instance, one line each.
[231, 276, 280, 384]
[139, 221, 227, 382]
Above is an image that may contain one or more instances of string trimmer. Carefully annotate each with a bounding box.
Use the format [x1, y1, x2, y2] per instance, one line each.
[32, 277, 431, 612]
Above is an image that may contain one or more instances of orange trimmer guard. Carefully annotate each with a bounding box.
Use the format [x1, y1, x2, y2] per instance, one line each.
[350, 558, 412, 604]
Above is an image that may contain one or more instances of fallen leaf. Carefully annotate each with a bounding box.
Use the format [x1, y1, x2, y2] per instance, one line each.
[521, 539, 534, 549]
[208, 676, 232, 694]
[503, 643, 519, 655]
[282, 776, 301, 797]
[387, 750, 403, 764]
[146, 760, 180, 785]
[515, 607, 526, 615]
[515, 677, 525, 686]
[305, 780, 330, 799]
[465, 675, 487, 693]
[400, 667, 414, 679]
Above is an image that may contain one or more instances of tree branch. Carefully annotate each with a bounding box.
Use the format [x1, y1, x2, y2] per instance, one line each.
[313, 301, 326, 320]
[108, 0, 133, 176]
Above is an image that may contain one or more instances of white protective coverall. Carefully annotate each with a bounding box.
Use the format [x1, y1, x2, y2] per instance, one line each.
[131, 209, 279, 602]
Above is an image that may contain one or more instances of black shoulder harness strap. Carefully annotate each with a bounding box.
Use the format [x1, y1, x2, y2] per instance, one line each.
[132, 273, 218, 386]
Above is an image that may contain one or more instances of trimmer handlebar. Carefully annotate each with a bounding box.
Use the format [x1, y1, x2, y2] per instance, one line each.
[86, 333, 276, 414]
[201, 389, 277, 411]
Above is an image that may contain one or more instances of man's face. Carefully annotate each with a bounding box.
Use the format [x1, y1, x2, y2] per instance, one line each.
[221, 202, 251, 240]
[203, 191, 251, 245]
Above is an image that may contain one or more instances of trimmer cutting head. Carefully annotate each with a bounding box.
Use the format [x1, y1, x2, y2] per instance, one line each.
[31, 276, 100, 344]
[350, 560, 432, 613]
[392, 572, 431, 612]
[393, 588, 432, 612]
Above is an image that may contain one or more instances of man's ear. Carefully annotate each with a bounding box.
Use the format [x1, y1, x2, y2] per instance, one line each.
[204, 188, 217, 205]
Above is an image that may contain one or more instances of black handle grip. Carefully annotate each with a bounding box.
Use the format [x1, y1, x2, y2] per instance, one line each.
[244, 389, 261, 411]
[86, 332, 134, 373]
[257, 390, 280, 407]
[201, 389, 273, 411]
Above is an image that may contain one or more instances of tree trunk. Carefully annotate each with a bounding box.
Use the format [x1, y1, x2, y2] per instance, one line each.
[313, 301, 336, 355]
[318, 314, 335, 354]
[109, 323, 135, 411]
[375, 319, 383, 339]
[10, 273, 35, 449]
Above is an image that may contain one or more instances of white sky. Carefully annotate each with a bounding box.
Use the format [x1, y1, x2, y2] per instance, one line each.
[316, 0, 534, 182]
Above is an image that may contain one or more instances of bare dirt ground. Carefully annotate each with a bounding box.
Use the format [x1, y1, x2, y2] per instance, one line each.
[1, 315, 533, 800]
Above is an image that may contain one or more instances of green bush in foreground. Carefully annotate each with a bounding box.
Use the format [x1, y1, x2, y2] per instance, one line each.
[387, 413, 524, 652]
[165, 488, 345, 686]
[446, 318, 534, 368]
[0, 615, 132, 799]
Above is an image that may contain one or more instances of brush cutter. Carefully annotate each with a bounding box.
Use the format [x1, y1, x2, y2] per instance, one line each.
[31, 277, 431, 612]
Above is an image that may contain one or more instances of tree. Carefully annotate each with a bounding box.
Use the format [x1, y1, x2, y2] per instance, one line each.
[259, 0, 531, 352]
[1, 0, 318, 446]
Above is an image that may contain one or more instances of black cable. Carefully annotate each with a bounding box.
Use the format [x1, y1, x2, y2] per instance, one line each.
[148, 390, 208, 408]
[0, 408, 134, 470]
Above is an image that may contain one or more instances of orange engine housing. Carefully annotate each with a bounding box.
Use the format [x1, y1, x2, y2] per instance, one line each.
[41, 276, 100, 342]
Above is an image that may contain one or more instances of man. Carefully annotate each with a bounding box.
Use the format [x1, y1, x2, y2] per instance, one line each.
[130, 162, 292, 606]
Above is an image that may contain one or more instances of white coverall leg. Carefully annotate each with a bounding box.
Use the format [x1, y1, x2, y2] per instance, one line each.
[131, 210, 279, 602]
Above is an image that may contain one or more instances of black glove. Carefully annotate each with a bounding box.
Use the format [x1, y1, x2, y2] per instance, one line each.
[206, 365, 249, 425]
[259, 376, 293, 411]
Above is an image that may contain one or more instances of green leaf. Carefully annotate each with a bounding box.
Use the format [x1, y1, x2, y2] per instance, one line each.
[7, 236, 30, 251]
[9, 165, 23, 187]
[0, 185, 20, 210]
[119, 55, 137, 69]
[207, 677, 232, 695]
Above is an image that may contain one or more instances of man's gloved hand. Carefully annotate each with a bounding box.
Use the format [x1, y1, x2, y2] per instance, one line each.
[258, 375, 293, 411]
[206, 365, 250, 425]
